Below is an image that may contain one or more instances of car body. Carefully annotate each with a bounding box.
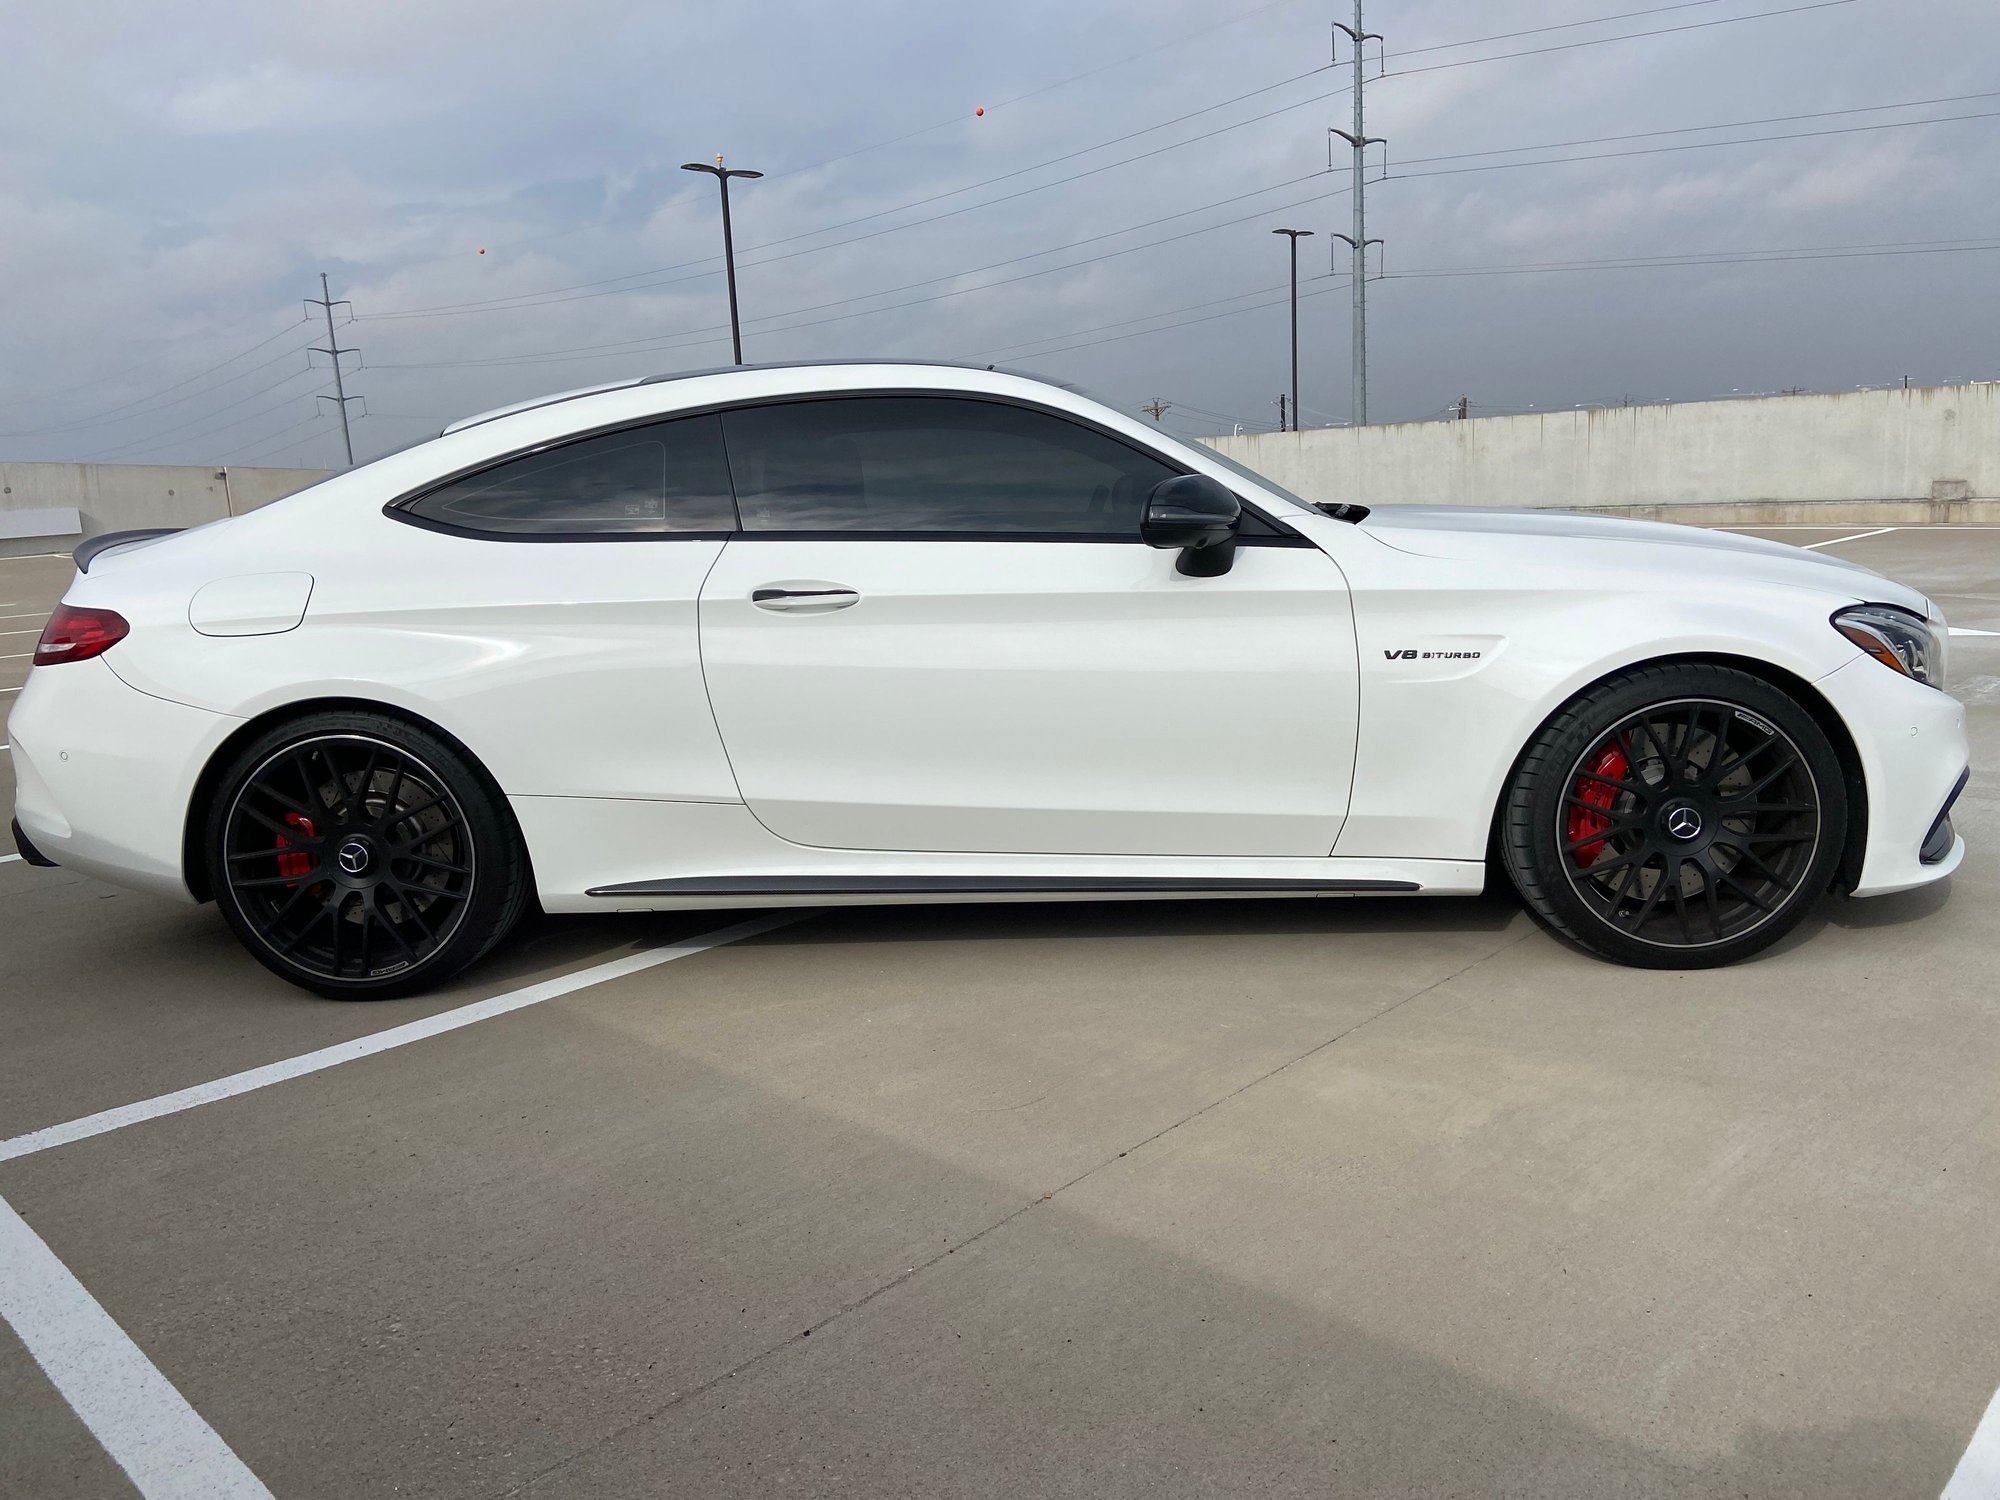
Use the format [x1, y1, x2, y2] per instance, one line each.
[7, 361, 1969, 993]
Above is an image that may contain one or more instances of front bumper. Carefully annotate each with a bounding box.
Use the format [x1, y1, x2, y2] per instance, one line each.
[1815, 654, 1969, 896]
[7, 658, 237, 902]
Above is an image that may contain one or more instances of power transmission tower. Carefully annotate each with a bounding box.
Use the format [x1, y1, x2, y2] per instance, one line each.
[1330, 1, 1383, 427]
[307, 272, 362, 466]
[1142, 398, 1171, 423]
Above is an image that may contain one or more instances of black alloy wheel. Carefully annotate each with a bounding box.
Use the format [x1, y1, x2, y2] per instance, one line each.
[1502, 664, 1847, 968]
[207, 712, 530, 998]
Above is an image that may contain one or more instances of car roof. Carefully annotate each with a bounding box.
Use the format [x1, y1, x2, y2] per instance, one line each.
[440, 360, 1081, 436]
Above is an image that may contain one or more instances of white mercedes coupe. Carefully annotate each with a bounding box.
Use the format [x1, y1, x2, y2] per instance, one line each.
[9, 362, 1968, 996]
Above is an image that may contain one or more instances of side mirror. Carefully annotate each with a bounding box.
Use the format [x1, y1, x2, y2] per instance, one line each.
[1141, 474, 1241, 576]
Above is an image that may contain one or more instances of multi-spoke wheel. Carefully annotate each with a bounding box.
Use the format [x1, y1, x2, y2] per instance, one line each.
[206, 712, 531, 998]
[1501, 664, 1847, 968]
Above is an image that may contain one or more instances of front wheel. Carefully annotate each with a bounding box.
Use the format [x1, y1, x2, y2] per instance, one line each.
[1500, 663, 1847, 968]
[206, 711, 531, 998]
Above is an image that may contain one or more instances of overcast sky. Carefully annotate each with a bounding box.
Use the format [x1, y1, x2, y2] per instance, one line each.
[3, 0, 1997, 467]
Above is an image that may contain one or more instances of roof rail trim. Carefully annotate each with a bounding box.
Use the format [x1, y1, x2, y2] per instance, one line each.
[438, 360, 1082, 438]
[637, 359, 1079, 392]
[441, 379, 647, 435]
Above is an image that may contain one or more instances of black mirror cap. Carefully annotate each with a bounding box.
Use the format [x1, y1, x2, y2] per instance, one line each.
[1141, 474, 1240, 551]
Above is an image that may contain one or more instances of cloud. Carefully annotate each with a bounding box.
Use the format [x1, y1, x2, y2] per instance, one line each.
[158, 62, 348, 135]
[2, 0, 1997, 463]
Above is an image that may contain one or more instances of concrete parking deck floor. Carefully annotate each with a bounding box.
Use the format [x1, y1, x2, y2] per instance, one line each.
[3, 526, 1997, 1498]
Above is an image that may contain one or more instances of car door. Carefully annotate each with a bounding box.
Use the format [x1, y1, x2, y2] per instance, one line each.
[697, 394, 1359, 857]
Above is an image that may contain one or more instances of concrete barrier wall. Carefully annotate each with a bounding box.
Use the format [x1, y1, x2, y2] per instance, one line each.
[1204, 384, 2000, 523]
[0, 463, 330, 558]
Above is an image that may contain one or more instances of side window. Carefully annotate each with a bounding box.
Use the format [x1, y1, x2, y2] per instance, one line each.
[404, 413, 736, 536]
[721, 396, 1181, 535]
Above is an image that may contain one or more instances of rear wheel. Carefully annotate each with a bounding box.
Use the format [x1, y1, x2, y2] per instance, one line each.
[206, 711, 530, 998]
[1501, 663, 1846, 968]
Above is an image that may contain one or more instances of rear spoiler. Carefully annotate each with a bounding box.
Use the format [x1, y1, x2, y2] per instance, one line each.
[75, 528, 183, 573]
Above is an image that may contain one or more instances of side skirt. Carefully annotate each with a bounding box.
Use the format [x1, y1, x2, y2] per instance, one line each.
[587, 874, 1421, 899]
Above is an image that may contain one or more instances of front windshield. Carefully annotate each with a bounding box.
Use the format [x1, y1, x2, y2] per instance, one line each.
[1187, 442, 1322, 516]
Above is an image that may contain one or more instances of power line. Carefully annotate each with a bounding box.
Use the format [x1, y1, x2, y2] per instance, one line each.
[367, 178, 1355, 372]
[369, 169, 1335, 367]
[1386, 237, 2000, 280]
[87, 377, 337, 461]
[0, 308, 309, 414]
[0, 344, 315, 440]
[765, 0, 1309, 181]
[354, 0, 1849, 328]
[0, 318, 312, 438]
[362, 0, 1312, 284]
[368, 67, 1352, 324]
[970, 279, 1302, 359]
[1386, 0, 1731, 60]
[346, 0, 1741, 297]
[1390, 88, 2000, 168]
[994, 231, 2000, 367]
[217, 410, 328, 463]
[990, 274, 1351, 365]
[1381, 0, 1856, 82]
[76, 363, 327, 459]
[1384, 107, 2000, 183]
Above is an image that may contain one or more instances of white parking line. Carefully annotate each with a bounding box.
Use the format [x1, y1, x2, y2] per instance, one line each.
[1942, 1384, 2000, 1499]
[0, 910, 805, 1164]
[1, 853, 22, 865]
[1951, 627, 2000, 637]
[0, 1195, 274, 1499]
[1802, 526, 1899, 550]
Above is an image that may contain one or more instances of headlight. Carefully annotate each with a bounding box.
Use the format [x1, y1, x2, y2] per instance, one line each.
[1832, 604, 1944, 688]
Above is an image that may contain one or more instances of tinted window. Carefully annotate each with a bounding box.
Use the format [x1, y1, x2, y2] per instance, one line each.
[406, 413, 735, 536]
[721, 397, 1180, 535]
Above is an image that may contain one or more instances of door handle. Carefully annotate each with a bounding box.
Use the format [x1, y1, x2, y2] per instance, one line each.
[751, 584, 861, 614]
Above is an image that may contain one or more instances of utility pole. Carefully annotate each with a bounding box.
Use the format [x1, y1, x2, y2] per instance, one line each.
[1141, 398, 1171, 423]
[1275, 394, 1288, 431]
[1330, 0, 1383, 427]
[1271, 228, 1313, 436]
[307, 272, 361, 467]
[681, 155, 764, 365]
[1457, 395, 1469, 421]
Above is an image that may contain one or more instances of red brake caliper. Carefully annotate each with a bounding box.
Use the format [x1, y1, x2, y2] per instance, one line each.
[275, 811, 316, 881]
[1566, 744, 1629, 868]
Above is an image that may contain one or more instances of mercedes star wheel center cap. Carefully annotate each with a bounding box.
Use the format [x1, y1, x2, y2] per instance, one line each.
[337, 839, 373, 876]
[1665, 805, 1704, 841]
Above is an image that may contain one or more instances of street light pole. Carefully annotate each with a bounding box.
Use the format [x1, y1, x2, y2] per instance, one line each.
[681, 155, 764, 365]
[1271, 229, 1313, 431]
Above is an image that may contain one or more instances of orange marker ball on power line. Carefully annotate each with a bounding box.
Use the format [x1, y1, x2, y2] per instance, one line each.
[478, 247, 486, 255]
[974, 106, 984, 117]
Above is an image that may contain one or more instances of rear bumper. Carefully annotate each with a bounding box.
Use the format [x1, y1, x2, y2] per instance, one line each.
[1816, 655, 1970, 897]
[10, 817, 57, 866]
[7, 659, 236, 902]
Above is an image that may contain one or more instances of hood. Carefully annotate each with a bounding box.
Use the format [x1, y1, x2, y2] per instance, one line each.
[1357, 506, 1930, 612]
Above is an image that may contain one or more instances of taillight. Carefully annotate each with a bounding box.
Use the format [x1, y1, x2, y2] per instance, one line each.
[34, 605, 130, 667]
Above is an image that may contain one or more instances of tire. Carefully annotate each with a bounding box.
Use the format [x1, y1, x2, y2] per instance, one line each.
[205, 710, 531, 998]
[1500, 663, 1847, 968]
